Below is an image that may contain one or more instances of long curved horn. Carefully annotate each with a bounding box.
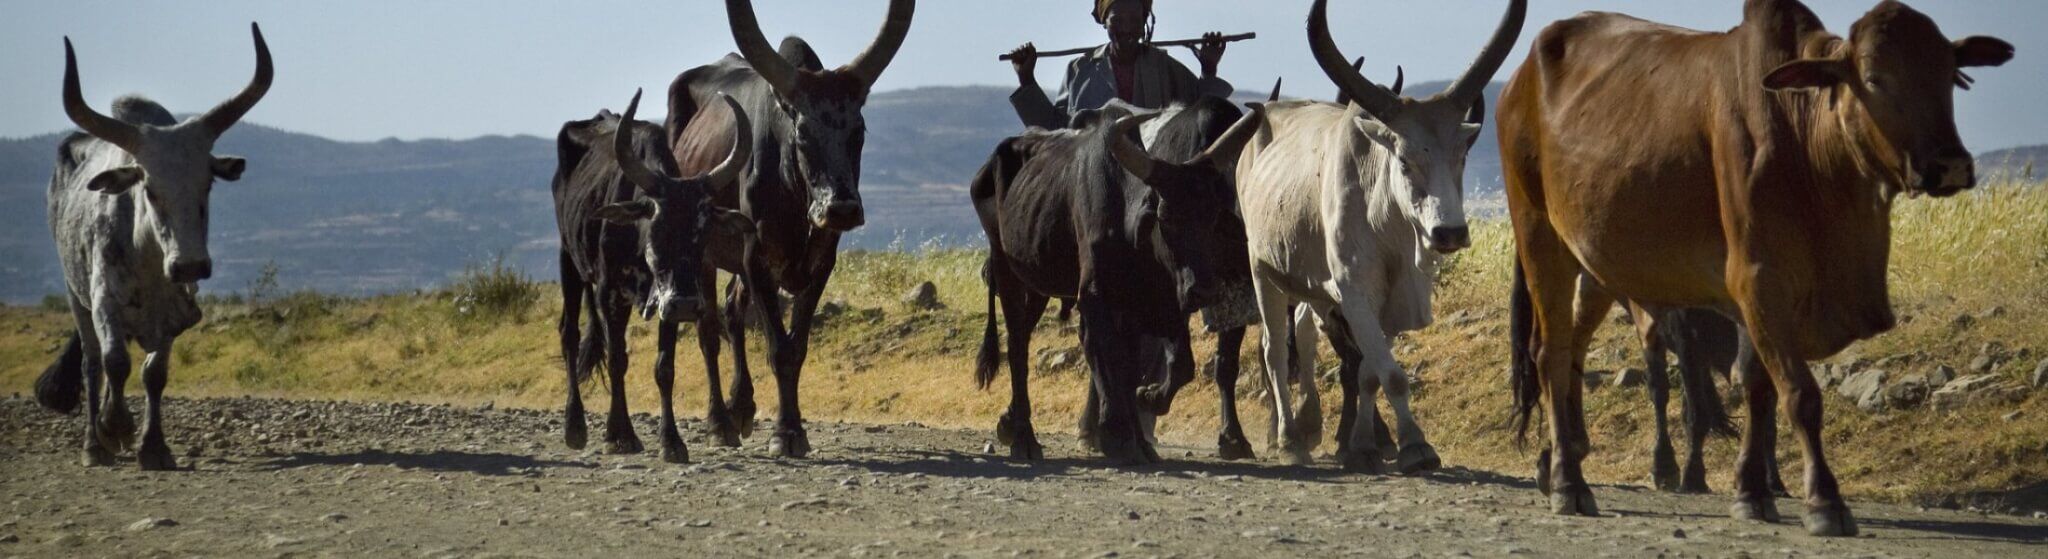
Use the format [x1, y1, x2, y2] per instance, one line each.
[613, 89, 674, 196]
[697, 94, 753, 187]
[1308, 0, 1399, 118]
[840, 0, 915, 86]
[1440, 0, 1526, 105]
[196, 22, 274, 139]
[725, 0, 800, 98]
[1188, 105, 1267, 170]
[60, 38, 141, 151]
[1108, 112, 1165, 182]
[1391, 65, 1404, 96]
[1333, 57, 1369, 105]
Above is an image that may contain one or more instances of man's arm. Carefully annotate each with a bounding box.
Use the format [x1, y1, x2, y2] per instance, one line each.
[1009, 43, 1070, 130]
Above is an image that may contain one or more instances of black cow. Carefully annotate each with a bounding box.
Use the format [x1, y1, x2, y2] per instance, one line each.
[663, 0, 913, 457]
[551, 91, 754, 463]
[971, 100, 1263, 464]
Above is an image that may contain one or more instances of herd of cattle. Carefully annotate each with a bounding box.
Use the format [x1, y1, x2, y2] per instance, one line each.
[31, 0, 2014, 538]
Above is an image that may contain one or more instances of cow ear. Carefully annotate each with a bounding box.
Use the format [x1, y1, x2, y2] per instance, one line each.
[1954, 36, 2015, 68]
[1762, 59, 1850, 90]
[708, 208, 757, 239]
[211, 156, 248, 181]
[1353, 118, 1397, 149]
[87, 166, 144, 194]
[594, 200, 656, 224]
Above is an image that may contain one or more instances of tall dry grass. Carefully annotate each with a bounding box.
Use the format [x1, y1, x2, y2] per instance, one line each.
[1, 182, 2041, 510]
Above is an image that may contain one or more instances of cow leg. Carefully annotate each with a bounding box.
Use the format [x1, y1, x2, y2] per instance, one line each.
[1078, 299, 1147, 465]
[1639, 315, 1681, 492]
[1523, 244, 1601, 515]
[1677, 347, 1717, 494]
[1744, 315, 1853, 536]
[698, 273, 741, 447]
[722, 280, 758, 438]
[996, 282, 1050, 460]
[85, 295, 137, 456]
[1727, 331, 1780, 522]
[1136, 327, 1196, 416]
[556, 254, 590, 450]
[135, 341, 176, 471]
[652, 320, 688, 464]
[1252, 281, 1310, 464]
[596, 289, 641, 455]
[1077, 381, 1101, 452]
[1290, 307, 1325, 457]
[70, 299, 115, 467]
[1212, 327, 1254, 460]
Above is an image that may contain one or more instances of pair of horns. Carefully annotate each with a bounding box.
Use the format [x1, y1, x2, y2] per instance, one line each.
[613, 89, 752, 195]
[1109, 105, 1266, 183]
[64, 22, 273, 151]
[727, 0, 914, 97]
[1308, 0, 1521, 119]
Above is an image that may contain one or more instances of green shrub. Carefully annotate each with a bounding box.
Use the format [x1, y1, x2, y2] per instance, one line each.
[40, 294, 68, 313]
[451, 252, 539, 323]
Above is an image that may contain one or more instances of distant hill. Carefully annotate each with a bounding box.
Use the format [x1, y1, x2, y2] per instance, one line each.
[1978, 145, 2047, 182]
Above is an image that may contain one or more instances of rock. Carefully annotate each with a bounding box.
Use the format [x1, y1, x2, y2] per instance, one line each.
[1883, 378, 1930, 410]
[1838, 369, 1888, 406]
[126, 518, 177, 531]
[1932, 375, 2029, 412]
[1037, 347, 1083, 372]
[2004, 410, 2025, 422]
[2033, 359, 2048, 389]
[1951, 313, 1976, 331]
[1979, 306, 2007, 320]
[1968, 355, 1998, 375]
[1582, 370, 1612, 391]
[818, 299, 850, 319]
[902, 282, 943, 310]
[1926, 365, 1957, 387]
[0, 534, 16, 543]
[321, 513, 348, 523]
[1671, 528, 1687, 539]
[1613, 368, 1647, 389]
[48, 534, 83, 547]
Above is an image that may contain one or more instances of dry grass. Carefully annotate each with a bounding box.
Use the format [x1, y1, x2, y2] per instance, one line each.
[2, 182, 2042, 511]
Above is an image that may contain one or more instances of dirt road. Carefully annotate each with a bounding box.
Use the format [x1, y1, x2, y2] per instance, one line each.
[1, 396, 2041, 557]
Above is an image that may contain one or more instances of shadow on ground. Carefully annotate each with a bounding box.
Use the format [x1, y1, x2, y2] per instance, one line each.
[256, 450, 593, 476]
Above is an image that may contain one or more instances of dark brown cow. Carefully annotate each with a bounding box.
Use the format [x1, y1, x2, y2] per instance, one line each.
[1500, 0, 2012, 536]
[665, 0, 913, 457]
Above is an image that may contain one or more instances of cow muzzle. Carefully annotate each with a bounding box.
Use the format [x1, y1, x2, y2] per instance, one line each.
[1177, 273, 1215, 313]
[647, 293, 707, 324]
[1912, 155, 1976, 198]
[167, 258, 213, 283]
[812, 200, 866, 232]
[1426, 225, 1472, 254]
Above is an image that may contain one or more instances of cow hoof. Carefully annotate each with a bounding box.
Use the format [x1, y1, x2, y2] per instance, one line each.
[1077, 427, 1102, 453]
[1803, 503, 1858, 537]
[1217, 433, 1254, 461]
[660, 441, 690, 464]
[1011, 435, 1044, 461]
[731, 399, 758, 438]
[706, 411, 743, 448]
[99, 407, 138, 451]
[1730, 496, 1782, 523]
[1679, 465, 1711, 494]
[563, 414, 588, 450]
[1340, 449, 1384, 474]
[1535, 449, 1553, 496]
[1768, 472, 1793, 499]
[1135, 384, 1174, 416]
[1550, 487, 1600, 516]
[1139, 441, 1161, 464]
[996, 414, 1042, 460]
[604, 433, 644, 455]
[769, 428, 811, 459]
[82, 445, 117, 467]
[1396, 443, 1441, 474]
[1278, 446, 1314, 466]
[1652, 447, 1680, 492]
[137, 442, 178, 472]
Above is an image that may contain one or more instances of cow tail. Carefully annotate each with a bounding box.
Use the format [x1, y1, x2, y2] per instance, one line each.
[35, 331, 85, 415]
[1508, 259, 1540, 447]
[974, 256, 1002, 390]
[575, 291, 604, 387]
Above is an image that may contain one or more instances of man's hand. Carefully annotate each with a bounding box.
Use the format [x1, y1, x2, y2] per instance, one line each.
[1189, 32, 1227, 78]
[1010, 43, 1039, 82]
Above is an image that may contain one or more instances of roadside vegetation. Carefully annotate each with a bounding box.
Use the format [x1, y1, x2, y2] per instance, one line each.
[3, 180, 2042, 513]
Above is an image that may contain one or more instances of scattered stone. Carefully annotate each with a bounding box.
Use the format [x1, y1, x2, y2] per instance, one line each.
[321, 513, 348, 523]
[1883, 377, 1931, 409]
[1839, 369, 1888, 411]
[2033, 359, 2048, 389]
[2004, 410, 2024, 422]
[1582, 370, 1612, 391]
[1671, 528, 1687, 539]
[126, 518, 177, 531]
[1951, 313, 1976, 331]
[1968, 355, 1998, 375]
[1932, 375, 2029, 412]
[1613, 368, 1647, 389]
[0, 534, 16, 543]
[1926, 365, 1957, 387]
[981, 442, 996, 454]
[1124, 510, 1141, 521]
[1037, 347, 1083, 372]
[902, 282, 944, 310]
[49, 534, 83, 547]
[263, 534, 303, 549]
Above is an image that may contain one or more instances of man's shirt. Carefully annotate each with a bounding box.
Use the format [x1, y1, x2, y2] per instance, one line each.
[1011, 44, 1233, 130]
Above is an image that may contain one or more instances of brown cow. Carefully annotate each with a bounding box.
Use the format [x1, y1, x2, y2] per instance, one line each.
[1499, 0, 2011, 537]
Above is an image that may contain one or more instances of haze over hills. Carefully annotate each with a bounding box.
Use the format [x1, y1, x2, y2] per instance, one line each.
[6, 81, 2031, 302]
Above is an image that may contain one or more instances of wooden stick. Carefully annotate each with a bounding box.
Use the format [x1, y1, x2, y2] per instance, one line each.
[999, 32, 1255, 61]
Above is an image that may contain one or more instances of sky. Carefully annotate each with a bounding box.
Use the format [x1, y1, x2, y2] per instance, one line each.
[2, 1, 2043, 151]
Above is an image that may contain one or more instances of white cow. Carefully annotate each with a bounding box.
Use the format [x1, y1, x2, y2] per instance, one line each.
[34, 24, 272, 470]
[1233, 0, 1523, 472]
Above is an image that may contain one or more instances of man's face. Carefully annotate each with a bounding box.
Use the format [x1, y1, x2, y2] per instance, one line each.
[1105, 3, 1146, 52]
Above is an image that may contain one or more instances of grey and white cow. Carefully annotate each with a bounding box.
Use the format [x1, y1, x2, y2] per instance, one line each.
[1233, 0, 1523, 471]
[33, 23, 272, 470]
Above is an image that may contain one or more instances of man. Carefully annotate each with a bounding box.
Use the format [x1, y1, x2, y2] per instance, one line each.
[1009, 0, 1232, 130]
